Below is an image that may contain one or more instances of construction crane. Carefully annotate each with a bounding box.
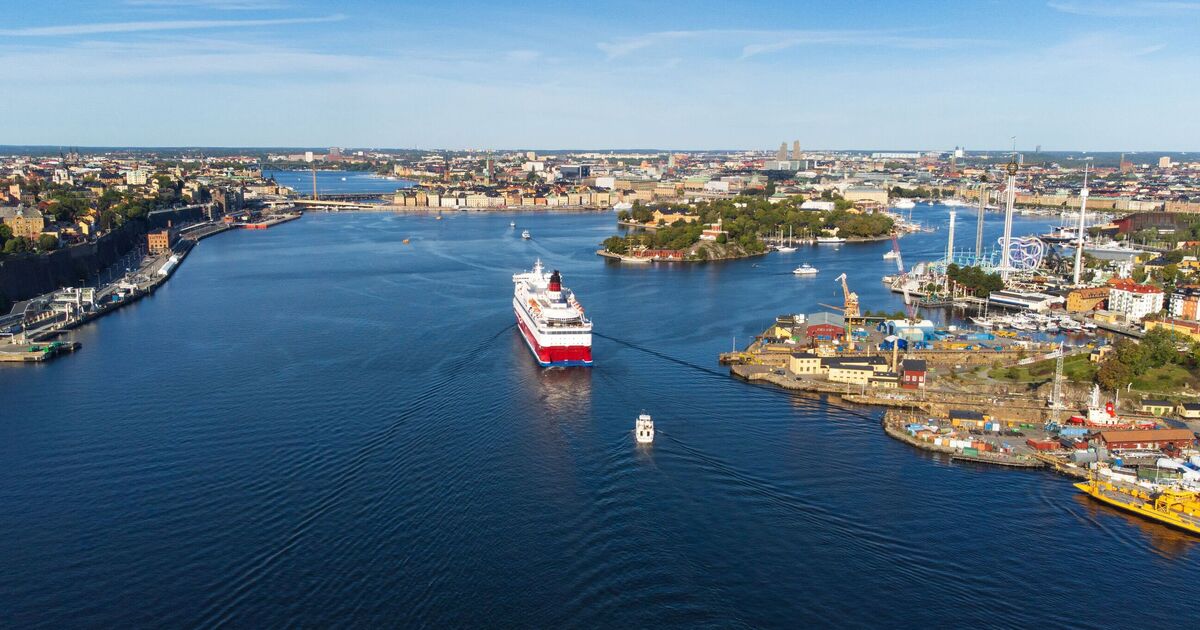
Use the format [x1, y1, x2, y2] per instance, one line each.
[834, 273, 860, 321]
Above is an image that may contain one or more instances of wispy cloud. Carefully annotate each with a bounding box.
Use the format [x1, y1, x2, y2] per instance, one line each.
[1048, 1, 1200, 17]
[0, 14, 344, 37]
[124, 0, 291, 9]
[597, 28, 980, 60]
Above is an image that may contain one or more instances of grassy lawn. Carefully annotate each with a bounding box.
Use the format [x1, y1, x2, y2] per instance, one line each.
[988, 353, 1097, 384]
[1131, 364, 1199, 393]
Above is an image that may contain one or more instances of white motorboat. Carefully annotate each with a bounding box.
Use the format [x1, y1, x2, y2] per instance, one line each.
[793, 263, 819, 276]
[883, 250, 898, 260]
[635, 413, 654, 444]
[521, 229, 531, 239]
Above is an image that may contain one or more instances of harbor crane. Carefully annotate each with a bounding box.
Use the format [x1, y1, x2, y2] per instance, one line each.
[834, 273, 860, 322]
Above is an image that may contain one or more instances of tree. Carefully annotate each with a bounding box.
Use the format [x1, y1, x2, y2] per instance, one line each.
[1160, 263, 1179, 285]
[3, 236, 32, 254]
[37, 234, 59, 252]
[1097, 356, 1134, 390]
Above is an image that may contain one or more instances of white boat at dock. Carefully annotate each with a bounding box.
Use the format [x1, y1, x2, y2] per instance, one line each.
[815, 236, 846, 244]
[892, 199, 916, 209]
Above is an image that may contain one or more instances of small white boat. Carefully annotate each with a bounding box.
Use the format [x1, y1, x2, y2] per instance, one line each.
[509, 221, 516, 227]
[777, 245, 797, 253]
[521, 229, 531, 240]
[777, 226, 797, 252]
[340, 176, 347, 181]
[815, 236, 846, 244]
[892, 199, 916, 209]
[635, 413, 654, 444]
[883, 250, 898, 260]
[793, 263, 819, 276]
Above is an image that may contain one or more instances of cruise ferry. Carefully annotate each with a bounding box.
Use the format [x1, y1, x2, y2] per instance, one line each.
[512, 260, 592, 367]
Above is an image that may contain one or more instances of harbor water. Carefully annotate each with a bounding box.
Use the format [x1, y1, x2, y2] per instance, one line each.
[2, 205, 1198, 627]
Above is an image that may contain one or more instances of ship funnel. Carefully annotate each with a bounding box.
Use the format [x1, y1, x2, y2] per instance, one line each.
[549, 271, 562, 292]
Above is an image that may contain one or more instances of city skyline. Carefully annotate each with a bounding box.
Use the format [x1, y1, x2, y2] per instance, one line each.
[2, 0, 1199, 150]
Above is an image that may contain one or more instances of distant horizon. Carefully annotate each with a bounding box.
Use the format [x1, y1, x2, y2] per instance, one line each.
[0, 145, 1194, 156]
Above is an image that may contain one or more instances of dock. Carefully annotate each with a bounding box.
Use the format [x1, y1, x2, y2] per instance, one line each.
[0, 341, 81, 363]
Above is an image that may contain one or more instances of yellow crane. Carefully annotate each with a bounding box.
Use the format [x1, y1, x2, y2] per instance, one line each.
[834, 273, 860, 321]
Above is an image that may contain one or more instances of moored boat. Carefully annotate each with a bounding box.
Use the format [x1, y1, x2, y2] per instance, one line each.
[1075, 475, 1200, 536]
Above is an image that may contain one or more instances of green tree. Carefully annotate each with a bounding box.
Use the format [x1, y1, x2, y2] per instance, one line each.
[1097, 356, 1134, 390]
[37, 234, 59, 251]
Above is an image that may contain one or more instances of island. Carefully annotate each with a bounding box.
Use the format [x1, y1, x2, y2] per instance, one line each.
[599, 196, 896, 262]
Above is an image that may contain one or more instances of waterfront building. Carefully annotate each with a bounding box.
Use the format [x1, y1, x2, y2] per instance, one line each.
[1066, 286, 1110, 313]
[804, 312, 845, 342]
[1138, 400, 1174, 416]
[651, 209, 698, 225]
[0, 205, 46, 240]
[1107, 279, 1164, 322]
[1099, 429, 1196, 451]
[1179, 403, 1200, 419]
[822, 356, 889, 386]
[900, 359, 927, 389]
[1144, 317, 1200, 342]
[699, 219, 726, 241]
[789, 352, 821, 374]
[146, 228, 176, 255]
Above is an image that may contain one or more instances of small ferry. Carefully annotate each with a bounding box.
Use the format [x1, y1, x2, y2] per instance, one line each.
[635, 413, 654, 444]
[521, 229, 531, 240]
[1075, 473, 1200, 536]
[793, 263, 819, 276]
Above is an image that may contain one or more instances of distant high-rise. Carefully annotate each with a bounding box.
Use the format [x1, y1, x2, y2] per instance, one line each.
[1158, 156, 1172, 168]
[777, 143, 787, 161]
[1119, 153, 1134, 173]
[953, 146, 964, 159]
[792, 140, 801, 160]
[1035, 144, 1042, 153]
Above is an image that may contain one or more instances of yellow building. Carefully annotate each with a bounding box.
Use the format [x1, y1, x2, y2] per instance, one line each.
[0, 205, 46, 239]
[1144, 318, 1200, 342]
[789, 352, 821, 374]
[1066, 286, 1109, 312]
[652, 209, 699, 225]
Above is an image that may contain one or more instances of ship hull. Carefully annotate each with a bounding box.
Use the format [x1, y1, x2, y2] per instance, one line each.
[1074, 482, 1200, 536]
[514, 307, 592, 367]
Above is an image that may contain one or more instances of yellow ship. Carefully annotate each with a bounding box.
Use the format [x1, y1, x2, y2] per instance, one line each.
[1075, 476, 1200, 536]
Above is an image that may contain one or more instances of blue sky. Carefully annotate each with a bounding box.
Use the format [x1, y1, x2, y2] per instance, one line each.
[2, 0, 1197, 150]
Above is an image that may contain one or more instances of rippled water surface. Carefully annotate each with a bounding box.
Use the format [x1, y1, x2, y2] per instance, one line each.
[2, 207, 1197, 628]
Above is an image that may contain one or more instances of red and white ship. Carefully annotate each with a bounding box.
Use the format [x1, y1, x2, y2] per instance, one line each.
[513, 259, 593, 367]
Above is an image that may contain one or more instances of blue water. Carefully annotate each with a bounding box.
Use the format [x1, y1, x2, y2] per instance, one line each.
[2, 205, 1197, 628]
[264, 169, 415, 195]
